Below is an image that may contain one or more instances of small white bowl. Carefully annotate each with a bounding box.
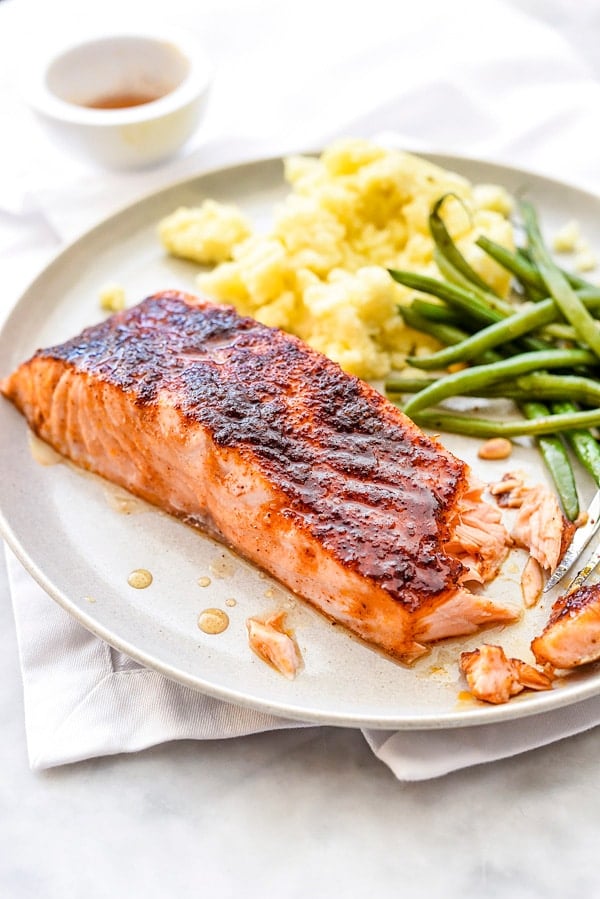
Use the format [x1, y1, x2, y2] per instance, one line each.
[24, 30, 212, 170]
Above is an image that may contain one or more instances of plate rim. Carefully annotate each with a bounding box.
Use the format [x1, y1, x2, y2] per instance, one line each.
[3, 148, 600, 730]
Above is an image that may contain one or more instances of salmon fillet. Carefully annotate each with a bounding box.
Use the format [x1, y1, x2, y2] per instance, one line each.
[0, 290, 515, 663]
[531, 584, 600, 669]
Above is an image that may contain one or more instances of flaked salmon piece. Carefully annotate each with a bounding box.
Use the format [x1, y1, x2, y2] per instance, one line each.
[531, 584, 600, 669]
[460, 644, 553, 704]
[444, 484, 509, 585]
[489, 473, 524, 500]
[492, 473, 575, 574]
[511, 658, 554, 691]
[1, 291, 515, 663]
[521, 556, 544, 608]
[512, 485, 573, 573]
[246, 612, 302, 679]
[460, 645, 523, 704]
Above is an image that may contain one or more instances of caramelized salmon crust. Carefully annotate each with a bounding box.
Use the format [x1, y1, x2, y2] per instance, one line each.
[531, 584, 600, 669]
[1, 291, 514, 662]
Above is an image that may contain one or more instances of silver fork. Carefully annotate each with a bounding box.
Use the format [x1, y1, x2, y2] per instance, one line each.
[562, 539, 600, 595]
[544, 486, 600, 593]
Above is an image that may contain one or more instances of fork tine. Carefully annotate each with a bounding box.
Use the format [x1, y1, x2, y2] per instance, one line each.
[563, 540, 600, 595]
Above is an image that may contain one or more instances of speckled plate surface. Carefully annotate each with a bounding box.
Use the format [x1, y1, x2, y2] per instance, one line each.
[2, 152, 600, 729]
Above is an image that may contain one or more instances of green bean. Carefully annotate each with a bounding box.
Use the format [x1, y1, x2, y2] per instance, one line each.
[389, 269, 502, 326]
[476, 236, 547, 294]
[510, 250, 548, 302]
[429, 195, 500, 295]
[389, 268, 550, 354]
[434, 247, 483, 294]
[539, 323, 578, 342]
[410, 298, 462, 325]
[384, 375, 536, 400]
[389, 196, 600, 517]
[551, 401, 600, 486]
[521, 401, 579, 520]
[519, 245, 594, 291]
[406, 287, 600, 371]
[405, 296, 560, 370]
[433, 246, 534, 323]
[400, 306, 505, 364]
[429, 201, 552, 331]
[563, 287, 600, 309]
[387, 372, 600, 405]
[405, 407, 600, 438]
[398, 306, 472, 347]
[432, 248, 514, 317]
[385, 375, 441, 394]
[402, 348, 597, 416]
[498, 373, 600, 406]
[474, 376, 597, 403]
[477, 235, 596, 294]
[521, 200, 600, 359]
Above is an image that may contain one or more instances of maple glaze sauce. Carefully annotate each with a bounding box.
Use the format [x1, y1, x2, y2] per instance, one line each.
[28, 431, 62, 465]
[83, 91, 164, 110]
[198, 608, 229, 634]
[127, 569, 153, 589]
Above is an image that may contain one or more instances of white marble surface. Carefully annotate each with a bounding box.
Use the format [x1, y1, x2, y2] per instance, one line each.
[3, 0, 600, 895]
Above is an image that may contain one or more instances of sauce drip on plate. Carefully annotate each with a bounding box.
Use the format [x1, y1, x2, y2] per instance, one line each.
[198, 608, 229, 634]
[28, 431, 62, 465]
[209, 555, 235, 579]
[127, 569, 153, 589]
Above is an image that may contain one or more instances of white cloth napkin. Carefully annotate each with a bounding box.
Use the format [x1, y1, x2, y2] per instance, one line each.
[9, 548, 600, 779]
[6, 0, 600, 780]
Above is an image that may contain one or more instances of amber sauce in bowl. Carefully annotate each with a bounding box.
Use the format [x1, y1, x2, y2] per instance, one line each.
[25, 31, 212, 169]
[84, 92, 164, 110]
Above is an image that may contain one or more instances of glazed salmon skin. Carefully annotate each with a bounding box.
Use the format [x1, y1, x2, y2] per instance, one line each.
[531, 584, 600, 669]
[0, 290, 515, 663]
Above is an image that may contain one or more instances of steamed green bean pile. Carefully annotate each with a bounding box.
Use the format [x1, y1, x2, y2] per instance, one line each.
[386, 195, 600, 520]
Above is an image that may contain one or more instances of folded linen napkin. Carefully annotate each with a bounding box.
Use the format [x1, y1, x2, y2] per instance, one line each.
[5, 0, 600, 780]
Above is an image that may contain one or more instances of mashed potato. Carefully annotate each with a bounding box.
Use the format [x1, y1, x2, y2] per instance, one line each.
[159, 200, 252, 265]
[99, 282, 126, 312]
[158, 139, 514, 380]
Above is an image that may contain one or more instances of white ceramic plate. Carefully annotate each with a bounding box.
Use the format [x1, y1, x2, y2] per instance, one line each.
[2, 153, 600, 729]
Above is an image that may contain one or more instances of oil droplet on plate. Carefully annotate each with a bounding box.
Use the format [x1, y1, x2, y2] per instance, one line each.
[198, 608, 229, 634]
[209, 555, 235, 579]
[28, 431, 62, 465]
[104, 485, 144, 515]
[456, 690, 475, 703]
[127, 569, 153, 589]
[84, 596, 97, 604]
[198, 576, 212, 587]
[225, 598, 237, 608]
